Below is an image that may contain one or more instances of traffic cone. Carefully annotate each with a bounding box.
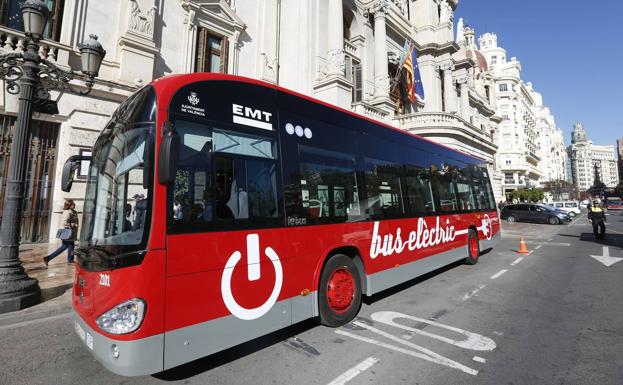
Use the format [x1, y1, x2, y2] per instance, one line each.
[517, 236, 530, 254]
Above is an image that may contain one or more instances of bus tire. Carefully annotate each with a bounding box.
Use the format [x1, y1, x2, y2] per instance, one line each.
[318, 254, 362, 327]
[465, 229, 480, 265]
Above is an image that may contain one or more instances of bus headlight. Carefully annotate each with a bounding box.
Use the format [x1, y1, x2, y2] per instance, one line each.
[96, 298, 146, 335]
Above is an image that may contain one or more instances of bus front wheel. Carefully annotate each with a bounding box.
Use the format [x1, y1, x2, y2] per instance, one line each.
[318, 254, 362, 327]
[465, 229, 480, 265]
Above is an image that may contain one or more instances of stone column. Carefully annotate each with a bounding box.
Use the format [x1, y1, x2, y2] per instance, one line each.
[327, 0, 345, 76]
[371, 1, 390, 99]
[459, 78, 470, 122]
[441, 64, 457, 113]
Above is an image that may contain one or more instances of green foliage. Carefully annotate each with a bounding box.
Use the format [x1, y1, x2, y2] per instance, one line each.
[508, 188, 544, 203]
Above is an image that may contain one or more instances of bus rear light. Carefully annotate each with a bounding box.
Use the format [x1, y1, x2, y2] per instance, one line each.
[96, 298, 146, 335]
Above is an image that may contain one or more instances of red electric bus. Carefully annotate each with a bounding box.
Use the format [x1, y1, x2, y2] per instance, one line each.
[62, 73, 500, 376]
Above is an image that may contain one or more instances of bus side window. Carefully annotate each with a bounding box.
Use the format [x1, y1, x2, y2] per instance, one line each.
[455, 167, 475, 212]
[298, 145, 359, 222]
[364, 158, 405, 219]
[403, 166, 435, 214]
[431, 164, 458, 212]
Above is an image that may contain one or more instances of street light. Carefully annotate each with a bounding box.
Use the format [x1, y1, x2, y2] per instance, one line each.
[0, 0, 106, 313]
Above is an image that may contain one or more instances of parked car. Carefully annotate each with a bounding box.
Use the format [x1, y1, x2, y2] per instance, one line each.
[546, 201, 581, 217]
[501, 203, 571, 225]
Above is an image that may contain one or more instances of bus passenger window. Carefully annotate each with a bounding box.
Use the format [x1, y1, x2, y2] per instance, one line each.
[404, 167, 435, 214]
[456, 169, 475, 211]
[298, 145, 359, 222]
[364, 158, 404, 219]
[431, 164, 458, 212]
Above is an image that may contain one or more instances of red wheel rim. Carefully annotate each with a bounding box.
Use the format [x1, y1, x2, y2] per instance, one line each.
[469, 237, 479, 259]
[326, 267, 355, 314]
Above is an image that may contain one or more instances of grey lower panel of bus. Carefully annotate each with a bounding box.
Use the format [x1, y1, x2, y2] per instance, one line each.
[164, 291, 317, 370]
[366, 231, 501, 295]
[78, 232, 500, 374]
[72, 313, 164, 376]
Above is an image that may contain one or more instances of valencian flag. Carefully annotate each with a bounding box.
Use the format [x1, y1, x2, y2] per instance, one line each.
[400, 42, 424, 104]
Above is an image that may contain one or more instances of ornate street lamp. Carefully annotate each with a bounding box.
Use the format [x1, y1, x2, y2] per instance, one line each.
[0, 0, 106, 313]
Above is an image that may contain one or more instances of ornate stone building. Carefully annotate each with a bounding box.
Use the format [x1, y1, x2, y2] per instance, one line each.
[568, 123, 619, 191]
[0, 0, 502, 241]
[477, 31, 571, 199]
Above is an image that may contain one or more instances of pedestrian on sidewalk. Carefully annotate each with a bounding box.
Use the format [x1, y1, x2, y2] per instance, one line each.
[43, 199, 79, 267]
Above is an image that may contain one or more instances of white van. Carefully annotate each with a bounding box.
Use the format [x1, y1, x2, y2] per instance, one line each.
[546, 201, 581, 217]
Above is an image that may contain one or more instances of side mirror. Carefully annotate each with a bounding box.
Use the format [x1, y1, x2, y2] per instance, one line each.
[158, 121, 179, 185]
[61, 154, 91, 192]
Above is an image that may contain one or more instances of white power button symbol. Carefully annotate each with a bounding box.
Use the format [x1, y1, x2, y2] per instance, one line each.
[221, 234, 283, 320]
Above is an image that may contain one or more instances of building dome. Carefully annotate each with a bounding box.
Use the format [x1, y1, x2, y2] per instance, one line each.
[466, 48, 488, 72]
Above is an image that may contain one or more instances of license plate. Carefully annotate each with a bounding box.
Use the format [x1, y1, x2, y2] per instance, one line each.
[75, 321, 94, 350]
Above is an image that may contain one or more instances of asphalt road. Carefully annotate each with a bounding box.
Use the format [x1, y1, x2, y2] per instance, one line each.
[2, 211, 623, 385]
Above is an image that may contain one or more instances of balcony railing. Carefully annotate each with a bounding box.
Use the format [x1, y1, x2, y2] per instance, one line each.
[0, 25, 70, 65]
[395, 112, 495, 145]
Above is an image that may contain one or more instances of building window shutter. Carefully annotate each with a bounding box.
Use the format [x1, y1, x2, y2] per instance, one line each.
[354, 63, 362, 102]
[195, 27, 209, 73]
[220, 37, 229, 74]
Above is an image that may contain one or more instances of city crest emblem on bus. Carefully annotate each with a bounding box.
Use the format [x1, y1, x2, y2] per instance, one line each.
[188, 92, 200, 106]
[479, 214, 493, 240]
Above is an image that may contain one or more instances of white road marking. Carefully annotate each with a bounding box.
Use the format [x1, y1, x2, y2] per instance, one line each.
[462, 284, 486, 301]
[590, 246, 623, 267]
[547, 238, 553, 241]
[370, 312, 496, 351]
[472, 356, 487, 363]
[337, 327, 479, 376]
[529, 242, 570, 247]
[490, 269, 508, 279]
[607, 228, 623, 235]
[510, 257, 524, 266]
[326, 356, 380, 385]
[534, 245, 542, 250]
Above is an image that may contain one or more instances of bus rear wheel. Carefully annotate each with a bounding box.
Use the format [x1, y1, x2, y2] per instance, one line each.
[465, 229, 480, 265]
[318, 254, 362, 327]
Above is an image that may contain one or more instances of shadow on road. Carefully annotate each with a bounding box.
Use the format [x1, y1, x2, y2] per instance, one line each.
[153, 319, 318, 381]
[559, 233, 623, 249]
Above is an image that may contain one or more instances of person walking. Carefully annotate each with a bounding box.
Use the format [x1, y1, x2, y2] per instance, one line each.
[43, 199, 79, 266]
[587, 199, 606, 239]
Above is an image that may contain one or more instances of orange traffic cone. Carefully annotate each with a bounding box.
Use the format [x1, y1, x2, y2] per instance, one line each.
[517, 236, 530, 254]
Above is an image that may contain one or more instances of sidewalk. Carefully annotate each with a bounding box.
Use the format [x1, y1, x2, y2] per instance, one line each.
[20, 240, 75, 300]
[0, 241, 74, 327]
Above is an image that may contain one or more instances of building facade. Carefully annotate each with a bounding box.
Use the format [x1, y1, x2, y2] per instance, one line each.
[568, 123, 619, 191]
[0, 0, 503, 242]
[477, 31, 568, 199]
[617, 138, 623, 185]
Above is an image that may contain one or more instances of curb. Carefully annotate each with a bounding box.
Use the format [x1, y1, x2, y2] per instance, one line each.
[0, 289, 72, 328]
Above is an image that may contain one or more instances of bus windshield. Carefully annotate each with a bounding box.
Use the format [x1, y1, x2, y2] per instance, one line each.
[80, 86, 156, 250]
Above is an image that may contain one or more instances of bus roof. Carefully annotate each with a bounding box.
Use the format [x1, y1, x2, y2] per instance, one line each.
[151, 73, 486, 164]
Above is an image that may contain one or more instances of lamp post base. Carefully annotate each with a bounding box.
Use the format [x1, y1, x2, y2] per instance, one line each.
[0, 273, 41, 314]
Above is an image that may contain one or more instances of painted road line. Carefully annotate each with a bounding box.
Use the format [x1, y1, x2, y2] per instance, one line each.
[490, 269, 508, 280]
[534, 245, 542, 250]
[473, 356, 487, 363]
[547, 238, 553, 241]
[529, 242, 570, 247]
[510, 257, 524, 266]
[462, 284, 486, 301]
[337, 327, 479, 376]
[326, 356, 380, 385]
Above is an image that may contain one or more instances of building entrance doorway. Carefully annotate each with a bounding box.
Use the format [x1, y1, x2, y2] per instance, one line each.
[0, 115, 60, 242]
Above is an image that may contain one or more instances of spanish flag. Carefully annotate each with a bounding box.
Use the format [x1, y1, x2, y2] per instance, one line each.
[401, 43, 424, 104]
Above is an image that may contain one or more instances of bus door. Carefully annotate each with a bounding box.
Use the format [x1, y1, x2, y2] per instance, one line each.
[163, 120, 291, 369]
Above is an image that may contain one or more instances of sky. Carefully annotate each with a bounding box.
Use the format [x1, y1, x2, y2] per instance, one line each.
[457, 0, 623, 147]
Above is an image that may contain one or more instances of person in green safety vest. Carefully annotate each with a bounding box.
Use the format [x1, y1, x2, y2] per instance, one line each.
[587, 200, 606, 239]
